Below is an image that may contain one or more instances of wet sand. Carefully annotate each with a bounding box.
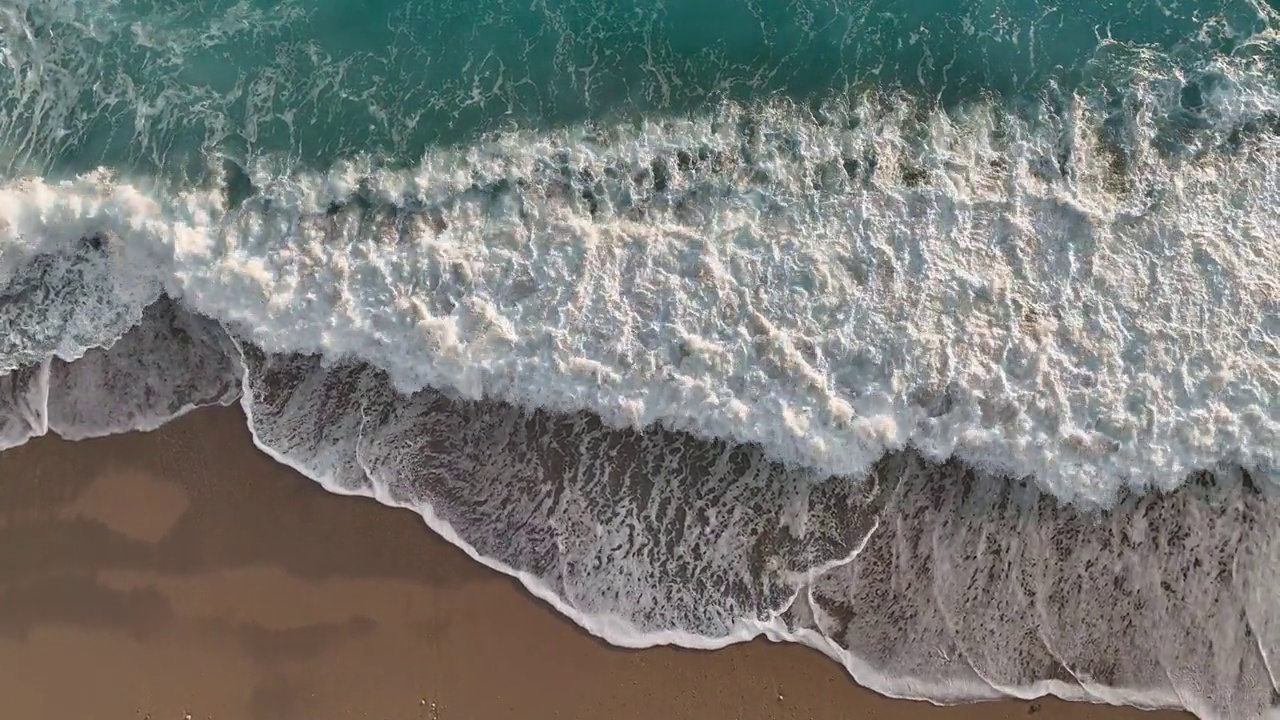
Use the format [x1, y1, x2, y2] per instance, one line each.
[0, 405, 1192, 720]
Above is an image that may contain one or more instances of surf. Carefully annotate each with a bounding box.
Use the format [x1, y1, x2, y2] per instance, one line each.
[2, 86, 1277, 502]
[2, 297, 1279, 719]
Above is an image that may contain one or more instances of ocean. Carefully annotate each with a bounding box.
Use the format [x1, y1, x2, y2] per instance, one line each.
[0, 0, 1277, 716]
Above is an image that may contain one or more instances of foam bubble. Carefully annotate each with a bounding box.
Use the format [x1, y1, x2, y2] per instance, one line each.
[1, 82, 1277, 503]
[0, 361, 48, 451]
[0, 298, 241, 444]
[46, 296, 242, 438]
[234, 341, 1280, 719]
[0, 296, 1276, 718]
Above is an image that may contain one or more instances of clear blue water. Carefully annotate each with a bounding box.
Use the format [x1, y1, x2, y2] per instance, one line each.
[4, 0, 1275, 176]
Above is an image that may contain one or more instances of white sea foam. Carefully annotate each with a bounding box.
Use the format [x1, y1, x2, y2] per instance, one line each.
[0, 298, 241, 449]
[2, 290, 1276, 718]
[232, 336, 1280, 720]
[45, 296, 242, 439]
[0, 200, 1276, 719]
[1, 84, 1277, 504]
[0, 361, 48, 451]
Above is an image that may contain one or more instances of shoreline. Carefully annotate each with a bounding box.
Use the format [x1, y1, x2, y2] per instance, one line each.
[0, 403, 1193, 720]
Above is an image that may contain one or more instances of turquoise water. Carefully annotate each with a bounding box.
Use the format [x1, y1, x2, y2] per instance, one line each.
[1, 1, 1278, 718]
[4, 0, 1275, 177]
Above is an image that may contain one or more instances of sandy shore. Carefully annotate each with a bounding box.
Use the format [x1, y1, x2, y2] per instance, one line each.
[0, 404, 1191, 720]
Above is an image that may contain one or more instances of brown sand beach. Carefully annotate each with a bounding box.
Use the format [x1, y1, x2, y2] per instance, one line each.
[0, 404, 1191, 720]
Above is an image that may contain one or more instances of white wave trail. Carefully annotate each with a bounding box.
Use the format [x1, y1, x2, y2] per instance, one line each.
[233, 341, 1280, 720]
[1, 275, 1277, 720]
[0, 298, 241, 450]
[0, 94, 1277, 504]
